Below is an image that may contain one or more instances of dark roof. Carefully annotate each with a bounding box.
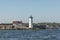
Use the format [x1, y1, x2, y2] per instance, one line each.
[13, 21, 22, 23]
[29, 15, 33, 18]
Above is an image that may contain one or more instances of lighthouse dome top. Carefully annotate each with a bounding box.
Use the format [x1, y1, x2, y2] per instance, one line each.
[29, 15, 33, 18]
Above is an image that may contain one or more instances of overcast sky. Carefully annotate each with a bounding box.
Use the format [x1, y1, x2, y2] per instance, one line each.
[0, 0, 60, 23]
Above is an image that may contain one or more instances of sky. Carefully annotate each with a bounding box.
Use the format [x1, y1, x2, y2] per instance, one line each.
[0, 0, 60, 23]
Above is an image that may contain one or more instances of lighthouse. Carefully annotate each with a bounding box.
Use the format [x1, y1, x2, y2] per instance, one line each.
[29, 15, 33, 28]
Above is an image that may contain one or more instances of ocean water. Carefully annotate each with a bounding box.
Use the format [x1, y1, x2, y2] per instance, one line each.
[0, 29, 60, 40]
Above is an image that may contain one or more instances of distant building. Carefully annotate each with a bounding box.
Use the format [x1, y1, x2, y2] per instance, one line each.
[0, 21, 28, 30]
[0, 23, 14, 29]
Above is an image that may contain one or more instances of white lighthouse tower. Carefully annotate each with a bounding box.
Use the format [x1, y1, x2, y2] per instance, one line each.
[29, 15, 33, 28]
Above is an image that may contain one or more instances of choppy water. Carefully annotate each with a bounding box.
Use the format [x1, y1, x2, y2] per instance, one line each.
[0, 29, 60, 40]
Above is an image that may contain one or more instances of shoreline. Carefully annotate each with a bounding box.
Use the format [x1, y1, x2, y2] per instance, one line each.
[0, 28, 58, 30]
